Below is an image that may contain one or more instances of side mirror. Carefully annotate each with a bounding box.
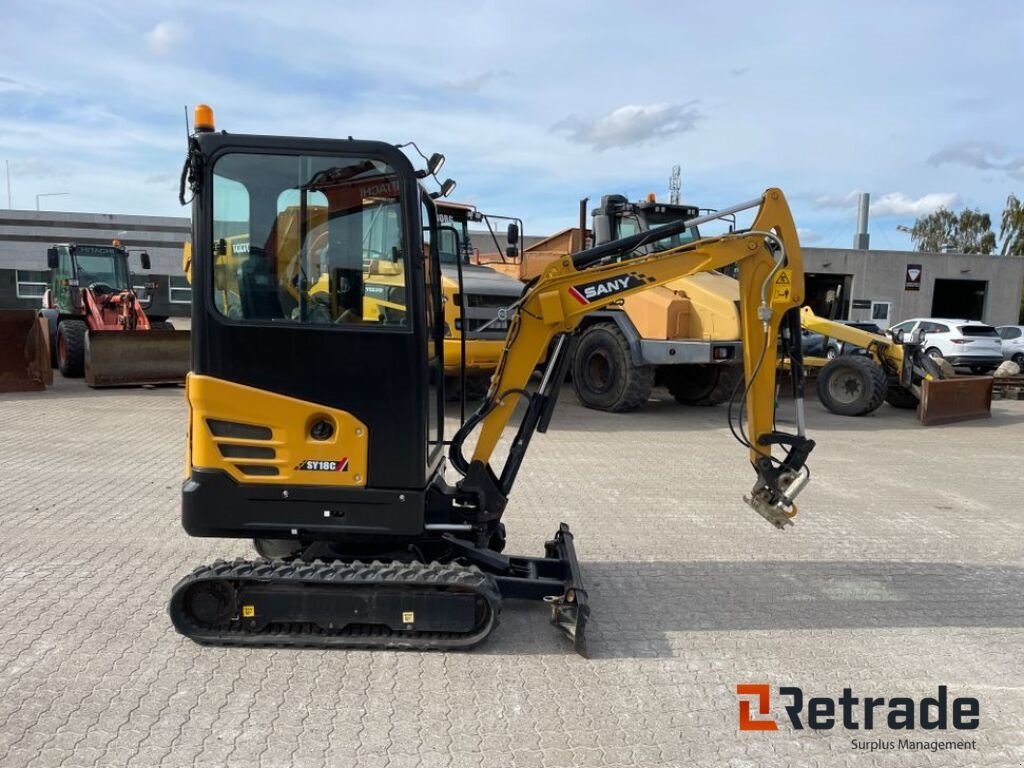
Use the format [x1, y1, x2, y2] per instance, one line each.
[47, 247, 59, 270]
[593, 213, 612, 245]
[506, 223, 519, 245]
[506, 245, 518, 259]
[140, 252, 151, 270]
[429, 179, 457, 199]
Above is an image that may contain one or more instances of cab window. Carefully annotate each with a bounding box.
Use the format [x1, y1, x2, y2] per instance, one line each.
[211, 152, 409, 329]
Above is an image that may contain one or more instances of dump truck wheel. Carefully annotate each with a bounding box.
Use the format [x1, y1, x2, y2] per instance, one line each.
[150, 321, 175, 331]
[884, 386, 919, 409]
[572, 323, 653, 412]
[816, 355, 886, 416]
[667, 364, 742, 406]
[56, 320, 87, 378]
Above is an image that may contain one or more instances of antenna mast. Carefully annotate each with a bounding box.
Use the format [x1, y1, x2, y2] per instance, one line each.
[669, 165, 681, 205]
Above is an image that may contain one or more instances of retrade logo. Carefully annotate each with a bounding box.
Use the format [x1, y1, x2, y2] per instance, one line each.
[737, 684, 778, 731]
[736, 684, 979, 732]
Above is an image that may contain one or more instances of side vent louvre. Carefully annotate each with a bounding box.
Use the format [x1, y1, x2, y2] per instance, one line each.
[207, 419, 272, 440]
[237, 465, 280, 476]
[218, 444, 276, 460]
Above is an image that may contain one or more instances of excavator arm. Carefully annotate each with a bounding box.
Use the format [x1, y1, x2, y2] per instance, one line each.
[451, 189, 815, 529]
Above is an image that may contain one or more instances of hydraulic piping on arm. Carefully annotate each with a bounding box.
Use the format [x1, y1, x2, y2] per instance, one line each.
[449, 188, 815, 530]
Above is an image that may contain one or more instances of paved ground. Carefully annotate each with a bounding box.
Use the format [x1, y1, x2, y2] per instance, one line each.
[0, 377, 1022, 768]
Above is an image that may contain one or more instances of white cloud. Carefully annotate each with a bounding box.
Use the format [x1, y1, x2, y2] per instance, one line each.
[797, 227, 823, 244]
[146, 21, 186, 56]
[552, 102, 703, 151]
[870, 192, 959, 217]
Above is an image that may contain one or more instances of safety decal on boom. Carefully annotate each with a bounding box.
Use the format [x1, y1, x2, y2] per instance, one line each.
[568, 272, 654, 304]
[772, 269, 794, 302]
[295, 458, 350, 472]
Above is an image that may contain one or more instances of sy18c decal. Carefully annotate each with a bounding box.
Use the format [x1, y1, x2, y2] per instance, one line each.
[295, 458, 350, 472]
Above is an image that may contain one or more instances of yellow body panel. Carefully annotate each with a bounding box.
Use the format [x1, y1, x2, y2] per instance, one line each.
[187, 374, 368, 487]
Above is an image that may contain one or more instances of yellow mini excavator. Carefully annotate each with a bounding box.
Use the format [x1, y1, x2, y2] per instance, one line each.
[168, 106, 816, 655]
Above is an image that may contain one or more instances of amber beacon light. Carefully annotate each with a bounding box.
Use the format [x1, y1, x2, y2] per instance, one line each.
[193, 104, 215, 133]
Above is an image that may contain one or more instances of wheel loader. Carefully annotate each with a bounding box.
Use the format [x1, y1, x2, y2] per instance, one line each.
[38, 242, 190, 387]
[801, 308, 993, 425]
[168, 105, 816, 655]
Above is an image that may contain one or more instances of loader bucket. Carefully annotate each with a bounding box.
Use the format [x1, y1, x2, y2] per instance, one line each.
[85, 329, 191, 387]
[0, 311, 52, 393]
[917, 376, 993, 426]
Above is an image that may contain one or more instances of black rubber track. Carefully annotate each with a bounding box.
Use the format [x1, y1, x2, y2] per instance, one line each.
[169, 558, 502, 651]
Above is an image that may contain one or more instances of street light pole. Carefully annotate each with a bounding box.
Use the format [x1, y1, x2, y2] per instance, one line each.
[36, 192, 70, 211]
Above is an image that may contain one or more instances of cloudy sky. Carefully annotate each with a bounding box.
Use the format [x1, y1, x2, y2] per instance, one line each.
[2, 1, 1022, 248]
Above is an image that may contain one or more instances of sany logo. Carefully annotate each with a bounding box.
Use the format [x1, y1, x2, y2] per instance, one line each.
[736, 684, 980, 732]
[737, 684, 778, 731]
[295, 458, 349, 472]
[568, 273, 650, 305]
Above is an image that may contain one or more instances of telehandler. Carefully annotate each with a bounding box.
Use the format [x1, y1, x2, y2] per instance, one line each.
[169, 106, 816, 655]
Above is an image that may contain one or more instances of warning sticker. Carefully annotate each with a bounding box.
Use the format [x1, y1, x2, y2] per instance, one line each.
[772, 269, 793, 302]
[402, 611, 415, 624]
[242, 605, 255, 618]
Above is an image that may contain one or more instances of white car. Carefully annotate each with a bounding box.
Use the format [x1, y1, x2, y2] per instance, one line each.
[887, 318, 1004, 373]
[997, 325, 1024, 367]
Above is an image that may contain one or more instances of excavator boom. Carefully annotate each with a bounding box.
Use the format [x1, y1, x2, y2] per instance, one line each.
[452, 189, 814, 529]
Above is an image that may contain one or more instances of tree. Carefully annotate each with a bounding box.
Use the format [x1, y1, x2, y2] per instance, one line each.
[908, 207, 996, 254]
[1000, 193, 1024, 257]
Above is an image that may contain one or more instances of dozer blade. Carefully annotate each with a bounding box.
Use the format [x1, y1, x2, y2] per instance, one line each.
[0, 310, 52, 393]
[917, 376, 993, 426]
[85, 329, 191, 387]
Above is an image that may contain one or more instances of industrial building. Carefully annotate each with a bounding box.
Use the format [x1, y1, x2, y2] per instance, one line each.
[2, 209, 1022, 327]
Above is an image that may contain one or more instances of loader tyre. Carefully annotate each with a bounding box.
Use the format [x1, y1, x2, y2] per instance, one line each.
[816, 355, 887, 416]
[667, 364, 742, 406]
[56, 320, 87, 378]
[884, 386, 919, 409]
[572, 323, 653, 412]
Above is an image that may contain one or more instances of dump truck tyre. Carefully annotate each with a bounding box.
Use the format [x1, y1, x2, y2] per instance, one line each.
[56, 320, 87, 378]
[884, 386, 919, 409]
[667, 364, 742, 406]
[816, 355, 887, 416]
[572, 323, 653, 412]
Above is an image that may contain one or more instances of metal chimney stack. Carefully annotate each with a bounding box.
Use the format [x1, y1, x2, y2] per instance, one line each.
[853, 192, 870, 249]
